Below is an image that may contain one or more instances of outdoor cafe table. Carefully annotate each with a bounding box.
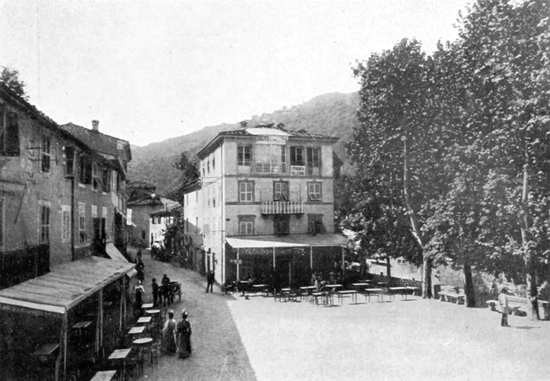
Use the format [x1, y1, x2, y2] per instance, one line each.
[132, 337, 154, 365]
[141, 303, 154, 310]
[337, 290, 358, 304]
[325, 284, 343, 291]
[352, 283, 369, 289]
[90, 370, 117, 381]
[252, 284, 269, 295]
[388, 287, 410, 300]
[32, 342, 59, 363]
[137, 316, 152, 325]
[144, 309, 161, 331]
[108, 348, 132, 381]
[364, 288, 385, 302]
[128, 326, 145, 343]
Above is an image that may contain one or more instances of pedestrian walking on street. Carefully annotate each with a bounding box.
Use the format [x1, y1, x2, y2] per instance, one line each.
[161, 274, 171, 306]
[162, 310, 177, 354]
[176, 310, 192, 359]
[206, 270, 215, 293]
[134, 280, 145, 317]
[136, 250, 145, 282]
[152, 278, 160, 307]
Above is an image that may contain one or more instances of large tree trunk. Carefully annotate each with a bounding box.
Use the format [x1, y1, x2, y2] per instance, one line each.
[422, 257, 432, 298]
[403, 137, 431, 298]
[463, 261, 476, 307]
[386, 256, 391, 281]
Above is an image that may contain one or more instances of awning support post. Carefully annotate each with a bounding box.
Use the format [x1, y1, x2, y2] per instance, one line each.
[236, 248, 240, 282]
[272, 247, 276, 269]
[60, 313, 68, 381]
[122, 276, 127, 331]
[310, 246, 313, 270]
[341, 246, 345, 273]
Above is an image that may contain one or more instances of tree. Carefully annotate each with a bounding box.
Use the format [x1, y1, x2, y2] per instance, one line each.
[0, 67, 27, 98]
[455, 0, 550, 295]
[348, 39, 444, 297]
[167, 151, 200, 201]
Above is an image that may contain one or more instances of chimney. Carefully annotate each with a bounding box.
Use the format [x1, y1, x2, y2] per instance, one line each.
[91, 120, 99, 132]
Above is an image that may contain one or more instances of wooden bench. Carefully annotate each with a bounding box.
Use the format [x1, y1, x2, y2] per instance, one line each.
[487, 296, 528, 316]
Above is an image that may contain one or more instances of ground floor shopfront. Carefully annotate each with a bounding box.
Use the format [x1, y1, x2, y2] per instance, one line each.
[225, 233, 348, 288]
[0, 256, 135, 381]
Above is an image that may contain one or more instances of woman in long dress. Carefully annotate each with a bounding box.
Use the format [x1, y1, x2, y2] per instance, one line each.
[162, 310, 177, 354]
[176, 310, 192, 359]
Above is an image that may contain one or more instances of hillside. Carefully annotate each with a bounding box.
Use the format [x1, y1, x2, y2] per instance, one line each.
[128, 92, 359, 195]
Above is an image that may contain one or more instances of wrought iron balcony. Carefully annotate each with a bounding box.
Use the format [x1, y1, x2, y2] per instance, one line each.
[261, 200, 304, 215]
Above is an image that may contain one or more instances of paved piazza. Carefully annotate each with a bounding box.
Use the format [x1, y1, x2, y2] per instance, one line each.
[228, 295, 550, 381]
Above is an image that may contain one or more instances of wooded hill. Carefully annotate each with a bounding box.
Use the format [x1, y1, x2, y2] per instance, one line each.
[127, 92, 359, 196]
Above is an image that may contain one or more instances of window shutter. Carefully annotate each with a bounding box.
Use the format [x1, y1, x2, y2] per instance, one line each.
[5, 112, 20, 156]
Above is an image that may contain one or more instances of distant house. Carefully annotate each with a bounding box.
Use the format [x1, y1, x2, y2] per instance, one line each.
[183, 123, 346, 287]
[0, 84, 134, 381]
[127, 181, 180, 248]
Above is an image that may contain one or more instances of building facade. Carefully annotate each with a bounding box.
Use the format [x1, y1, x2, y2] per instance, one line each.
[0, 84, 134, 380]
[127, 182, 180, 248]
[183, 124, 346, 287]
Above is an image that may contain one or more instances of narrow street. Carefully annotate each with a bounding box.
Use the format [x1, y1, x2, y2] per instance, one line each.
[136, 250, 256, 381]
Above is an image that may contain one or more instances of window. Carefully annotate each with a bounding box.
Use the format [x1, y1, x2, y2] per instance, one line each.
[41, 136, 51, 172]
[0, 107, 20, 156]
[61, 205, 71, 243]
[307, 182, 322, 201]
[238, 181, 254, 202]
[273, 215, 290, 236]
[207, 159, 210, 173]
[306, 147, 321, 167]
[102, 168, 110, 192]
[78, 202, 87, 243]
[273, 181, 289, 201]
[212, 157, 215, 170]
[290, 146, 304, 165]
[237, 145, 252, 166]
[64, 146, 75, 176]
[39, 205, 50, 243]
[308, 214, 324, 234]
[79, 154, 92, 184]
[92, 163, 101, 190]
[238, 216, 255, 235]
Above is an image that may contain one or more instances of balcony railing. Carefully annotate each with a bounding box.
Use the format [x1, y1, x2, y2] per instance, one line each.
[261, 200, 304, 215]
[239, 161, 321, 177]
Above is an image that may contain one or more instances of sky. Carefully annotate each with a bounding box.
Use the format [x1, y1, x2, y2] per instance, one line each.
[0, 0, 471, 146]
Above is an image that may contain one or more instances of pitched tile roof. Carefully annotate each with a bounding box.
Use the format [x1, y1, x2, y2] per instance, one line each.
[60, 122, 131, 161]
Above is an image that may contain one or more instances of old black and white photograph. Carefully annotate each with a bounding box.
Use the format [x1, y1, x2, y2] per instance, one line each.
[0, 0, 549, 380]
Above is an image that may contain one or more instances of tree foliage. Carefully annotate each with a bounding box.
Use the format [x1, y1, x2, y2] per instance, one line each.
[0, 67, 27, 98]
[343, 0, 550, 303]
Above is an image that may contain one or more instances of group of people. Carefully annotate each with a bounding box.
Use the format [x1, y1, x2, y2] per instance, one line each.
[161, 309, 192, 359]
[497, 278, 550, 327]
[152, 274, 177, 307]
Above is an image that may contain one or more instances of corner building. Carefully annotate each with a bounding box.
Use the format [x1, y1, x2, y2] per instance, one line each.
[183, 124, 347, 287]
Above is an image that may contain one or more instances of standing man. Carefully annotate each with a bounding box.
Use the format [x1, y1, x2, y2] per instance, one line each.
[498, 287, 511, 327]
[206, 270, 215, 293]
[152, 278, 160, 307]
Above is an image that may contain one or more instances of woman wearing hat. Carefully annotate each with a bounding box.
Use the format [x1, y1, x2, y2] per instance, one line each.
[177, 310, 192, 359]
[162, 310, 177, 354]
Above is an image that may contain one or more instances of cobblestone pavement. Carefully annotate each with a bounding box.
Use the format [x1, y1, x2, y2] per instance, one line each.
[136, 251, 256, 381]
